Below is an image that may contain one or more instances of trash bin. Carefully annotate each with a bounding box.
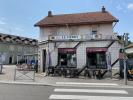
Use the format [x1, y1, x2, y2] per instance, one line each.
[0, 64, 3, 74]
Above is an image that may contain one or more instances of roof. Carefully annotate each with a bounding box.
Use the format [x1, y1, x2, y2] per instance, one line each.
[0, 33, 38, 46]
[35, 11, 118, 27]
[126, 44, 133, 49]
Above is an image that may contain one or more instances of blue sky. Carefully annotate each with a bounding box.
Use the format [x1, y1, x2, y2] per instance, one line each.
[0, 0, 133, 40]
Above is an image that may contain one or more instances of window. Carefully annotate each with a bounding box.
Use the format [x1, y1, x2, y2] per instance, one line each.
[92, 30, 97, 35]
[92, 30, 97, 39]
[58, 48, 77, 67]
[86, 47, 107, 69]
[87, 52, 107, 69]
[91, 25, 98, 39]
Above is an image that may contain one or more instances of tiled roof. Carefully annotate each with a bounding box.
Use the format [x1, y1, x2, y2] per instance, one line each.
[126, 44, 133, 49]
[35, 11, 118, 27]
[0, 33, 38, 46]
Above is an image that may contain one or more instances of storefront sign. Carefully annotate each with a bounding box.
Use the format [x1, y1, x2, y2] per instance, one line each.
[49, 35, 82, 41]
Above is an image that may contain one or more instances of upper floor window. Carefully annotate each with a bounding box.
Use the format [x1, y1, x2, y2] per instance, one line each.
[91, 25, 98, 35]
[92, 30, 97, 35]
[91, 30, 98, 39]
[91, 25, 99, 39]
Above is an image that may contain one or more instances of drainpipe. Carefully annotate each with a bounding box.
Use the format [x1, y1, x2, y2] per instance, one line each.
[123, 33, 129, 85]
[113, 22, 118, 29]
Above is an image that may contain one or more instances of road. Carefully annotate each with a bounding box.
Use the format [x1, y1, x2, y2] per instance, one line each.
[0, 82, 133, 100]
[0, 83, 53, 100]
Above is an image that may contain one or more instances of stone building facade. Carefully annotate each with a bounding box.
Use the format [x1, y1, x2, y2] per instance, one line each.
[35, 7, 122, 73]
[0, 33, 38, 64]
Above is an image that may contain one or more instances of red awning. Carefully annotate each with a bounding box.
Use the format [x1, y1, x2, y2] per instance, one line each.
[86, 47, 107, 53]
[58, 48, 76, 54]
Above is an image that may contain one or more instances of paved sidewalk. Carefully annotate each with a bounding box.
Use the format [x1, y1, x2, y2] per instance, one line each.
[0, 65, 133, 87]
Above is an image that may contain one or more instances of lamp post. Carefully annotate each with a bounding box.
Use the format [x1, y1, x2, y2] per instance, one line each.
[123, 33, 129, 85]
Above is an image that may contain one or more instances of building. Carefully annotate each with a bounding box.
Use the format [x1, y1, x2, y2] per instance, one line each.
[125, 44, 133, 58]
[0, 33, 38, 64]
[35, 6, 122, 73]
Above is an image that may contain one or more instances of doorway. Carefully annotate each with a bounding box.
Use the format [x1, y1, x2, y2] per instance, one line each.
[9, 56, 12, 64]
[42, 50, 46, 72]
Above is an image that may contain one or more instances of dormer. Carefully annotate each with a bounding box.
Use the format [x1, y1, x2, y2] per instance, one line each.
[3, 35, 12, 42]
[30, 39, 37, 45]
[22, 38, 29, 44]
[13, 36, 21, 43]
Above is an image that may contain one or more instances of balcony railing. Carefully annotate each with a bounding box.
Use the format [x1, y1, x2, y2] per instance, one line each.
[48, 34, 117, 41]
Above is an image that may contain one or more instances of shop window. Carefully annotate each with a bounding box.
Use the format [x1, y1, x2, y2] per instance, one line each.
[87, 52, 107, 69]
[58, 48, 77, 67]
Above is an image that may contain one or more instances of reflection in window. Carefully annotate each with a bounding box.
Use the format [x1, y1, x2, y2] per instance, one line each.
[87, 52, 107, 69]
[58, 49, 77, 67]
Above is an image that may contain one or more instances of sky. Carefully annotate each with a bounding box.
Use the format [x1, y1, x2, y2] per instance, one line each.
[0, 0, 133, 40]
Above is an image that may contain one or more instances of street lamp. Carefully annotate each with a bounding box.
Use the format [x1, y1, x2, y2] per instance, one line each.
[123, 33, 129, 85]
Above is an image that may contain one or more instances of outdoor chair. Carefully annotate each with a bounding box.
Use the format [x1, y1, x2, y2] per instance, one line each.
[47, 66, 54, 76]
[69, 68, 79, 78]
[95, 70, 102, 79]
[84, 69, 91, 78]
[62, 68, 74, 78]
[61, 68, 68, 77]
[53, 67, 62, 76]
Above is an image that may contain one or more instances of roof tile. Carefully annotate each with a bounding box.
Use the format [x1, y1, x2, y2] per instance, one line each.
[35, 11, 118, 27]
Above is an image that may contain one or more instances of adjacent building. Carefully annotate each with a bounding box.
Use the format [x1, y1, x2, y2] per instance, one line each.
[35, 7, 122, 73]
[0, 33, 38, 64]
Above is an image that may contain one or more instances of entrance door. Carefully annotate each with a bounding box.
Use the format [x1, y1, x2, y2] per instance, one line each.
[87, 52, 97, 69]
[9, 56, 12, 64]
[42, 50, 46, 72]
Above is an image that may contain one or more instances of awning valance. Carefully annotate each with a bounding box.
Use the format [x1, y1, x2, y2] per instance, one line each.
[86, 47, 107, 53]
[58, 48, 76, 54]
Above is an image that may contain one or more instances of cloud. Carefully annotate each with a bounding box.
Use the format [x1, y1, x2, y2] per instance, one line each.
[14, 27, 24, 32]
[127, 3, 133, 10]
[0, 17, 7, 25]
[116, 5, 123, 11]
[0, 17, 26, 37]
[0, 28, 5, 32]
[0, 20, 6, 25]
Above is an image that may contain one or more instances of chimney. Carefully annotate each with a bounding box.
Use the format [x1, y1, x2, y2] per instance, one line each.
[102, 6, 106, 13]
[48, 11, 52, 17]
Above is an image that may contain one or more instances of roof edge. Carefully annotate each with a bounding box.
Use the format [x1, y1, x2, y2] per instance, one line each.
[34, 20, 117, 27]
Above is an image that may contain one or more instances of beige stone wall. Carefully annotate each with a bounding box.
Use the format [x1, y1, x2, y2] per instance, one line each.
[108, 41, 122, 69]
[38, 23, 121, 72]
[39, 23, 114, 42]
[39, 41, 121, 72]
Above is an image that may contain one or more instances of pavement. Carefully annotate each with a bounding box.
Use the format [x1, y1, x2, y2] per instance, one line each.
[1, 82, 133, 100]
[0, 65, 133, 88]
[1, 65, 133, 100]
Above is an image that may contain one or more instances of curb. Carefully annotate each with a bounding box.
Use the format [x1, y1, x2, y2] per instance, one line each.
[0, 81, 53, 86]
[0, 81, 133, 89]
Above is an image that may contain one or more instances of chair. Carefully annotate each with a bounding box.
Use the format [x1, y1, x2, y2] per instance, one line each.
[48, 66, 54, 76]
